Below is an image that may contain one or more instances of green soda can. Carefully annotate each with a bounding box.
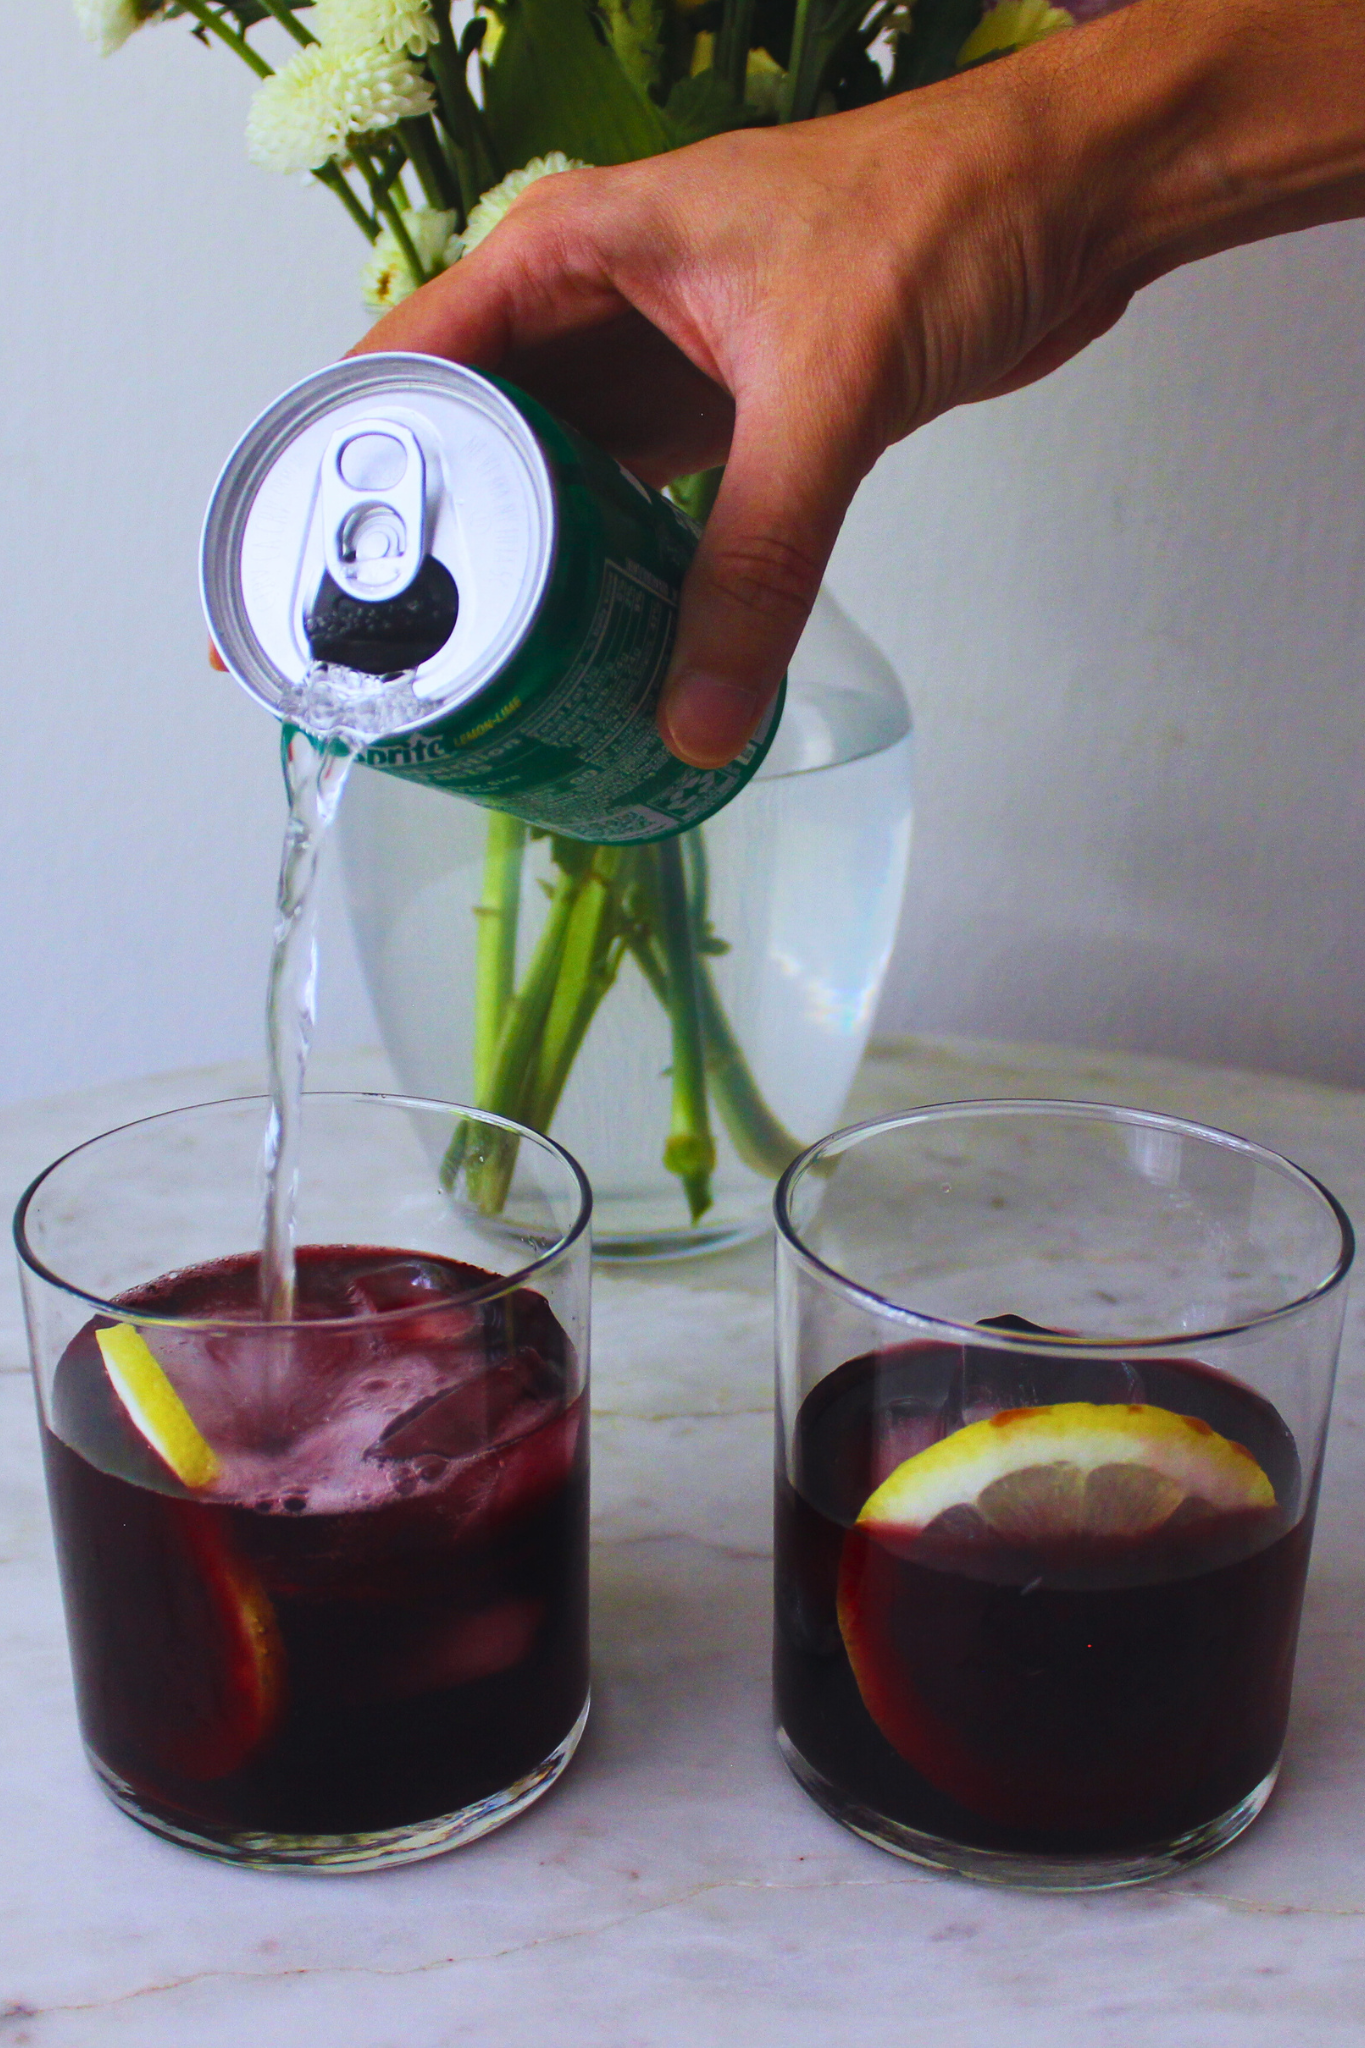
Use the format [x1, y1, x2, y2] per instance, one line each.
[200, 353, 784, 842]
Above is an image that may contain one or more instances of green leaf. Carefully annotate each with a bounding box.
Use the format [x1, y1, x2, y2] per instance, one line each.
[600, 0, 667, 96]
[663, 68, 759, 144]
[484, 0, 674, 167]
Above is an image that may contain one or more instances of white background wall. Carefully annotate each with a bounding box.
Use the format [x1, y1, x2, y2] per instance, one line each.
[5, 1, 1364, 1109]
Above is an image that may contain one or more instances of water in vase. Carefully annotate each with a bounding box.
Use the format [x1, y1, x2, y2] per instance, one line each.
[341, 591, 914, 1254]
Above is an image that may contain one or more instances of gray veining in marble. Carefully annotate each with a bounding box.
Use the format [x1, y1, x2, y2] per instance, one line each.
[2, 1038, 1364, 2046]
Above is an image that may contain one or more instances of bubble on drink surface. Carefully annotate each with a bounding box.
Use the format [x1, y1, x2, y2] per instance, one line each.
[97, 1257, 574, 1520]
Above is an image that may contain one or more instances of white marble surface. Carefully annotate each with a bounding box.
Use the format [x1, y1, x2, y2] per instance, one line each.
[2, 1038, 1364, 2046]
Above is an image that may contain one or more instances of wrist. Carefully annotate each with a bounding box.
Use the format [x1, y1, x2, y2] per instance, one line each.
[1024, 0, 1365, 297]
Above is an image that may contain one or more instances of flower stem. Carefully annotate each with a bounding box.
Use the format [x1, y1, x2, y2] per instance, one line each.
[526, 848, 626, 1134]
[254, 0, 315, 47]
[315, 161, 379, 238]
[715, 0, 758, 103]
[653, 838, 716, 1222]
[180, 0, 273, 77]
[695, 960, 804, 1178]
[427, 2, 500, 214]
[472, 812, 526, 1103]
[447, 851, 587, 1207]
[683, 831, 804, 1176]
[354, 146, 430, 286]
[399, 116, 458, 211]
[780, 0, 818, 119]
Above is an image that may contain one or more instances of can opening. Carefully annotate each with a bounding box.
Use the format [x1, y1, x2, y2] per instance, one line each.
[304, 556, 459, 677]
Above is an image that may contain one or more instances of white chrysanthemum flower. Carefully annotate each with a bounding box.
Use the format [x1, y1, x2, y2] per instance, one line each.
[73, 0, 165, 58]
[247, 43, 435, 175]
[360, 206, 459, 311]
[957, 0, 1073, 66]
[312, 0, 439, 59]
[455, 154, 589, 258]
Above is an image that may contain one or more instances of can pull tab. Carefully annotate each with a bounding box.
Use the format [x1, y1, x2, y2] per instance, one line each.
[320, 419, 427, 604]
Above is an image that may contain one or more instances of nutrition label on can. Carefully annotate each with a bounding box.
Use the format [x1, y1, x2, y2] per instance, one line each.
[524, 561, 671, 761]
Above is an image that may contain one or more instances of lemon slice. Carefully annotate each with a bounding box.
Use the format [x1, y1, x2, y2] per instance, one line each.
[95, 1324, 220, 1490]
[858, 1401, 1273, 1544]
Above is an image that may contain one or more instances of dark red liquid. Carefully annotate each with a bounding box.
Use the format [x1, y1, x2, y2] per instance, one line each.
[43, 1247, 588, 1844]
[775, 1344, 1314, 1856]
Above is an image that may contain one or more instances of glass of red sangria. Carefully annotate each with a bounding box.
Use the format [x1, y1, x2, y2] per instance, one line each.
[16, 1093, 591, 1871]
[773, 1100, 1353, 1889]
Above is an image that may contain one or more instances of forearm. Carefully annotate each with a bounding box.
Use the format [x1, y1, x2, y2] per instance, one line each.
[361, 0, 1365, 763]
[1048, 0, 1365, 298]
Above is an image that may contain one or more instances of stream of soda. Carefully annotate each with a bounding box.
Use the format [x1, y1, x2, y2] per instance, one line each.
[260, 727, 356, 1322]
[260, 661, 425, 1322]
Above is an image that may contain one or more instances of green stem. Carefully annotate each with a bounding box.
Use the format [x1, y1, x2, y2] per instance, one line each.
[779, 0, 819, 119]
[254, 0, 315, 46]
[430, 1, 501, 207]
[315, 161, 379, 238]
[447, 855, 588, 1208]
[715, 0, 758, 101]
[180, 0, 272, 77]
[483, 854, 589, 1110]
[678, 829, 807, 1178]
[399, 116, 459, 212]
[526, 849, 625, 1133]
[654, 839, 716, 1222]
[695, 961, 804, 1178]
[355, 148, 430, 286]
[472, 813, 526, 1103]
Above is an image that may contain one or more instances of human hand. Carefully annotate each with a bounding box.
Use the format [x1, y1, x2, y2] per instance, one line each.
[355, 0, 1365, 765]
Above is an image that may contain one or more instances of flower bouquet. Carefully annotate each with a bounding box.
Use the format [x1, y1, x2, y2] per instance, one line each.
[79, 0, 1107, 1241]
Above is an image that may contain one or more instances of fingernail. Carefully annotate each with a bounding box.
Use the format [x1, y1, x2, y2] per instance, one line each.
[660, 671, 762, 768]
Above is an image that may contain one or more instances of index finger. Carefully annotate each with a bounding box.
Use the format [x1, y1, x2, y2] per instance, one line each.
[348, 187, 627, 370]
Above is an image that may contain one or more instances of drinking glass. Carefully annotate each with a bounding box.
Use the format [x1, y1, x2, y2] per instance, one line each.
[16, 1093, 591, 1872]
[773, 1100, 1353, 1889]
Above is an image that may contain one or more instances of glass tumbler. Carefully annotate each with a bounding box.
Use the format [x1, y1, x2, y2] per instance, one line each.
[16, 1093, 591, 1872]
[773, 1100, 1353, 1889]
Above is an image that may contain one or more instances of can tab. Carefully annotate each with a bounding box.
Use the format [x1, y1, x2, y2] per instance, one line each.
[320, 419, 427, 604]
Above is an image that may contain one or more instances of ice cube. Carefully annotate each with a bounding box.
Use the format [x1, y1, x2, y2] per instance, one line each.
[367, 1346, 563, 1465]
[342, 1257, 466, 1317]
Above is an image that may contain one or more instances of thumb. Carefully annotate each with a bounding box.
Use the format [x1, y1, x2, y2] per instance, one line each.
[658, 398, 863, 768]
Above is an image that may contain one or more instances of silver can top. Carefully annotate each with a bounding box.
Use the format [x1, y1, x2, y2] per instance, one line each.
[201, 354, 557, 739]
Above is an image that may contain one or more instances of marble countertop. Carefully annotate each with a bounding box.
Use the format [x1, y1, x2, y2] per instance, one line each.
[3, 1036, 1364, 2047]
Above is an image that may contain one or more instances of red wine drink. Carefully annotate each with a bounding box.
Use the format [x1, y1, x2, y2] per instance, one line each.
[17, 1093, 593, 1870]
[776, 1342, 1311, 1861]
[773, 1102, 1352, 1887]
[45, 1247, 587, 1853]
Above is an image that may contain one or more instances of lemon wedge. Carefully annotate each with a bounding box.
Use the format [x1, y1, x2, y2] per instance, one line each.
[95, 1323, 221, 1490]
[858, 1400, 1273, 1544]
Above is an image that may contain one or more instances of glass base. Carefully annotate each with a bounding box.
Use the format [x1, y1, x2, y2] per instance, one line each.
[89, 1696, 589, 1873]
[594, 1215, 770, 1262]
[776, 1727, 1279, 1892]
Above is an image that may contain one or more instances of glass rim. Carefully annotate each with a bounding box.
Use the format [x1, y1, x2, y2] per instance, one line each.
[773, 1098, 1355, 1352]
[13, 1090, 593, 1331]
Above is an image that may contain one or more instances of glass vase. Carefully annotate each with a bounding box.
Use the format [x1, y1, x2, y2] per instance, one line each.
[340, 590, 914, 1257]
